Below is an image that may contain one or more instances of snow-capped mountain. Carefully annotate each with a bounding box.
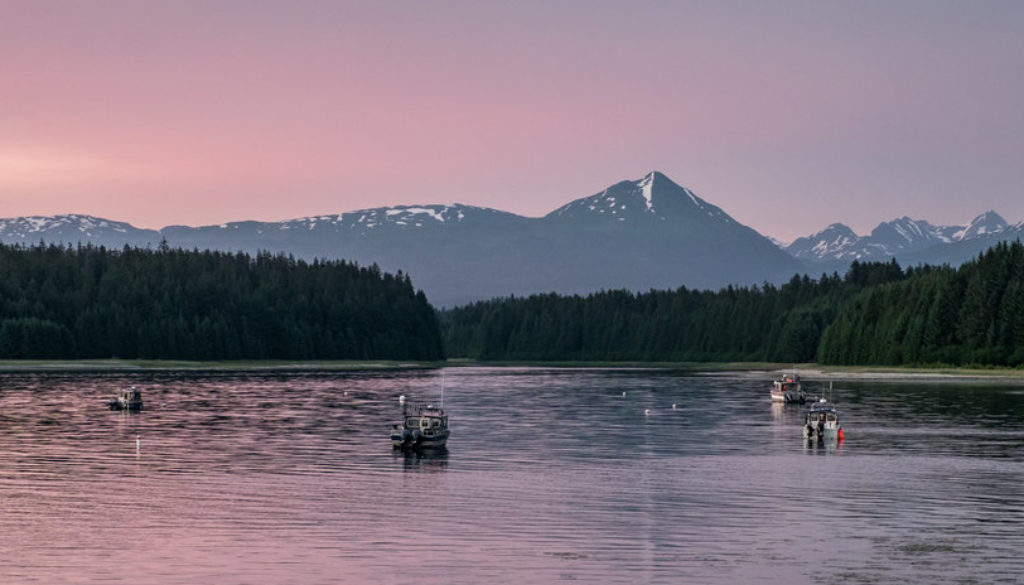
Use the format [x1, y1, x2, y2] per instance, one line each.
[785, 223, 863, 262]
[277, 204, 523, 233]
[0, 172, 802, 306]
[529, 172, 800, 302]
[158, 204, 529, 257]
[6, 175, 1017, 306]
[785, 211, 1017, 269]
[547, 171, 735, 226]
[952, 210, 1008, 241]
[868, 216, 952, 253]
[0, 214, 160, 247]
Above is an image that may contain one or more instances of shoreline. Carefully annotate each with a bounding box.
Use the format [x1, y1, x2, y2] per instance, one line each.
[449, 360, 1024, 382]
[784, 367, 1024, 384]
[1, 359, 1022, 382]
[0, 359, 445, 373]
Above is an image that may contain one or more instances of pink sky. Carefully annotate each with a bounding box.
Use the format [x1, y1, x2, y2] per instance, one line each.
[3, 1, 1023, 241]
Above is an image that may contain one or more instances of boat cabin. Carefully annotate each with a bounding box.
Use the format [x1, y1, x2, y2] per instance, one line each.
[806, 403, 838, 425]
[406, 408, 447, 432]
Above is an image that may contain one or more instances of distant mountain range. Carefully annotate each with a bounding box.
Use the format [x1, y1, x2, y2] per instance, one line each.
[785, 211, 1024, 273]
[2, 172, 1021, 306]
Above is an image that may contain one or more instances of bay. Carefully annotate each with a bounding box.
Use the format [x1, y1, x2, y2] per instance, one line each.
[0, 367, 1021, 584]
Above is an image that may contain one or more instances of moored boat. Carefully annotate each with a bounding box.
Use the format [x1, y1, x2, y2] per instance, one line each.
[108, 387, 143, 412]
[770, 373, 806, 404]
[391, 396, 449, 450]
[803, 398, 842, 442]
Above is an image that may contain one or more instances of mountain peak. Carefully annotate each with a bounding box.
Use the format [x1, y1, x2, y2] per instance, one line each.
[641, 170, 670, 184]
[784, 222, 862, 261]
[868, 216, 944, 247]
[546, 171, 734, 226]
[820, 222, 857, 236]
[787, 208, 1021, 266]
[635, 172, 656, 212]
[953, 210, 1007, 241]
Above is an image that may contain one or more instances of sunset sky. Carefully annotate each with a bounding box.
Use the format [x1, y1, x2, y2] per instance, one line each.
[3, 1, 1023, 241]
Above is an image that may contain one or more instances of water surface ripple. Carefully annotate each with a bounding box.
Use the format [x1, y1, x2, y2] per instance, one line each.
[1, 368, 1021, 584]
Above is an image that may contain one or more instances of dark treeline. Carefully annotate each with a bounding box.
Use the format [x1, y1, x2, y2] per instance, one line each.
[441, 260, 911, 362]
[820, 240, 1024, 366]
[0, 243, 443, 360]
[443, 241, 1024, 367]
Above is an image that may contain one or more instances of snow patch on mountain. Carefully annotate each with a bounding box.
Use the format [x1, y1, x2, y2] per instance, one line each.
[637, 172, 655, 211]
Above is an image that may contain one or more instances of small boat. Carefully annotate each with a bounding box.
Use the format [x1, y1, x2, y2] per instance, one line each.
[108, 387, 143, 411]
[391, 396, 449, 450]
[803, 398, 842, 442]
[770, 373, 806, 404]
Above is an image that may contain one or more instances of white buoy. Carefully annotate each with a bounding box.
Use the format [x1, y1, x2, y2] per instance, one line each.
[644, 409, 651, 416]
[672, 403, 677, 410]
[136, 435, 141, 454]
[622, 391, 626, 397]
[399, 395, 406, 404]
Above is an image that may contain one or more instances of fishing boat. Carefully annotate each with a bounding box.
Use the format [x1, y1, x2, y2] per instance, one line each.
[108, 387, 143, 412]
[770, 373, 806, 404]
[391, 395, 449, 450]
[803, 398, 842, 442]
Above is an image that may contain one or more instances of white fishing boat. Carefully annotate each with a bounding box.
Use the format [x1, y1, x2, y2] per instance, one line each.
[770, 373, 806, 404]
[803, 398, 843, 443]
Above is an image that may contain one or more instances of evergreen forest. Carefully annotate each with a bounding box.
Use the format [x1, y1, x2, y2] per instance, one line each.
[442, 240, 1024, 367]
[0, 243, 443, 360]
[4, 239, 1023, 367]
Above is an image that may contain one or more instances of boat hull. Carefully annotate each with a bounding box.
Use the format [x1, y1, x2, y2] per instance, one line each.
[391, 429, 449, 450]
[108, 399, 143, 411]
[803, 423, 839, 442]
[770, 390, 806, 404]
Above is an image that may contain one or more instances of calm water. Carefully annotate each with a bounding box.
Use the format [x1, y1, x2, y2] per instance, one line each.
[1, 367, 1022, 584]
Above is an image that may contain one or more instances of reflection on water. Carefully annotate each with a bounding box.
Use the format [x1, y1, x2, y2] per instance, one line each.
[397, 447, 449, 472]
[0, 368, 1022, 584]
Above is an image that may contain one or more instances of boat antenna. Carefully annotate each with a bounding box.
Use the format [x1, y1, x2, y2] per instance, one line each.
[441, 371, 445, 409]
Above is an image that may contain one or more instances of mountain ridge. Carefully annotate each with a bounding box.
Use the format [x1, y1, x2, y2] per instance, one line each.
[785, 210, 1019, 270]
[4, 173, 1021, 305]
[0, 172, 802, 306]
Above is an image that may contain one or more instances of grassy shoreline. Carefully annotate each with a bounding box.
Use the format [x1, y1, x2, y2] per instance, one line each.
[1, 358, 1022, 381]
[444, 360, 1024, 382]
[0, 359, 446, 372]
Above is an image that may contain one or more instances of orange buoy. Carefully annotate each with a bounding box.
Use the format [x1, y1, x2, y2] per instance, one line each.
[837, 428, 845, 442]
